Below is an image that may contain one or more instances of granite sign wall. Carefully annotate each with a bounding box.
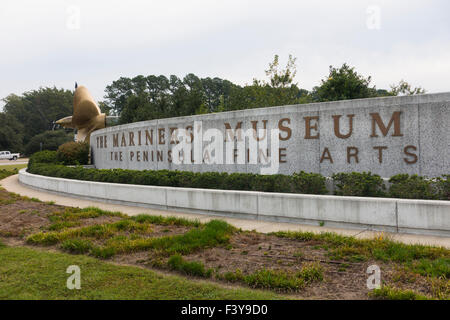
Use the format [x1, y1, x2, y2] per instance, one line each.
[91, 93, 450, 177]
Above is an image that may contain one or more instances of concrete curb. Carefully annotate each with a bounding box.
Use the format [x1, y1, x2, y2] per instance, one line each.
[18, 169, 450, 237]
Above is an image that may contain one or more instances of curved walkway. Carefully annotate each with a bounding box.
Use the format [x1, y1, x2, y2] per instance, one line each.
[2, 174, 449, 248]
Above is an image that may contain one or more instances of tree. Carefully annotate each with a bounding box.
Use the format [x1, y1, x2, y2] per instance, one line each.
[389, 80, 426, 96]
[226, 55, 307, 110]
[265, 54, 298, 89]
[201, 77, 236, 112]
[24, 130, 74, 156]
[2, 87, 73, 146]
[113, 74, 208, 124]
[103, 77, 135, 116]
[182, 73, 206, 116]
[195, 103, 209, 115]
[0, 113, 24, 152]
[312, 64, 377, 102]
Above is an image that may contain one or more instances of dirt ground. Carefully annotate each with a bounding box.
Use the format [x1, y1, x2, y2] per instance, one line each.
[0, 188, 442, 300]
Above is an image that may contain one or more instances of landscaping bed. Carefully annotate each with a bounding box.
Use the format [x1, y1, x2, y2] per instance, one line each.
[0, 187, 448, 300]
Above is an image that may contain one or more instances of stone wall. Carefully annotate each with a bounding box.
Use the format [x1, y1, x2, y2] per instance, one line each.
[91, 93, 450, 177]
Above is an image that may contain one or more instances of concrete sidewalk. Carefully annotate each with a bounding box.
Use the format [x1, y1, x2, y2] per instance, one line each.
[2, 174, 449, 248]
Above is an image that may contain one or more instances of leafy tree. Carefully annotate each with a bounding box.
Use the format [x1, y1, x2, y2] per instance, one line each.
[195, 103, 209, 115]
[98, 101, 112, 115]
[201, 77, 236, 112]
[312, 64, 378, 102]
[108, 57, 427, 124]
[182, 73, 206, 116]
[389, 80, 426, 96]
[24, 130, 73, 156]
[0, 113, 24, 152]
[102, 77, 136, 116]
[265, 54, 298, 89]
[226, 55, 308, 110]
[375, 89, 391, 97]
[2, 87, 73, 146]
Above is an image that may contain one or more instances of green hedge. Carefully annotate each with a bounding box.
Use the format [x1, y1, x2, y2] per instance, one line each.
[27, 150, 60, 167]
[27, 163, 327, 196]
[332, 172, 387, 197]
[26, 154, 449, 200]
[333, 172, 448, 200]
[28, 142, 89, 167]
[389, 174, 449, 200]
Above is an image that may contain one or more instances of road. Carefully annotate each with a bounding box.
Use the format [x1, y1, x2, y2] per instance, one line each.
[0, 159, 28, 165]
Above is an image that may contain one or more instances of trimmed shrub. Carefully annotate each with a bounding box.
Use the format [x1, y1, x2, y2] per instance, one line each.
[292, 171, 328, 194]
[389, 174, 447, 200]
[436, 175, 450, 200]
[57, 141, 90, 165]
[223, 173, 254, 191]
[332, 172, 386, 197]
[28, 150, 59, 168]
[192, 172, 227, 189]
[27, 162, 328, 195]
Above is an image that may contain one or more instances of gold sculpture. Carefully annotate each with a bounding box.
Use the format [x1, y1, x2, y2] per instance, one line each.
[56, 84, 106, 142]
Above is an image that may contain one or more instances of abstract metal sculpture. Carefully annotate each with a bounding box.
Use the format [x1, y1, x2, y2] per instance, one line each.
[56, 84, 106, 142]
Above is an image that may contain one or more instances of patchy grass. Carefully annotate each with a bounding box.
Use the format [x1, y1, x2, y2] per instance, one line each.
[94, 219, 234, 257]
[61, 238, 94, 254]
[27, 219, 234, 260]
[131, 214, 201, 227]
[27, 220, 154, 245]
[220, 263, 324, 292]
[146, 220, 235, 256]
[411, 258, 450, 278]
[430, 276, 450, 300]
[168, 254, 213, 278]
[48, 207, 126, 223]
[48, 221, 81, 231]
[369, 286, 432, 300]
[0, 245, 285, 300]
[272, 230, 450, 278]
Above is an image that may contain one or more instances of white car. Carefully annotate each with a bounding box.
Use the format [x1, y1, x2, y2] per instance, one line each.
[0, 151, 20, 161]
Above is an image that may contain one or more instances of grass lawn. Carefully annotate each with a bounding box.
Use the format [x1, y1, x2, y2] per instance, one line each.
[0, 164, 26, 180]
[0, 163, 27, 171]
[0, 243, 286, 300]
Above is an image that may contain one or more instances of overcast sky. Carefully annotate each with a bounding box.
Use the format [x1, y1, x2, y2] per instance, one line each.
[1, 0, 449, 109]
